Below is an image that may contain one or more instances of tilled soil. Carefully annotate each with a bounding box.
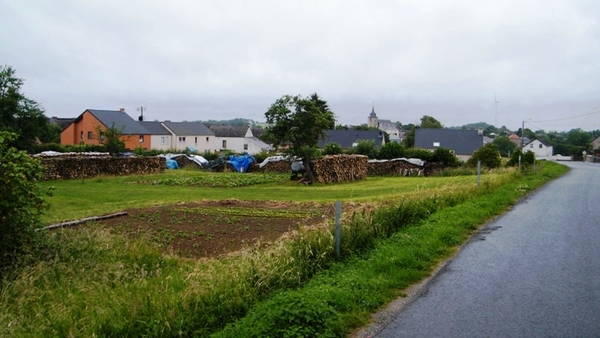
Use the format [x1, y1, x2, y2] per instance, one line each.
[98, 199, 335, 259]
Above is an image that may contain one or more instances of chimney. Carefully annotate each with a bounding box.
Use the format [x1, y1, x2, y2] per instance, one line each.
[120, 108, 125, 112]
[477, 128, 483, 135]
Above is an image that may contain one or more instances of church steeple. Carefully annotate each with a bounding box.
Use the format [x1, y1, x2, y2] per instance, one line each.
[368, 105, 378, 128]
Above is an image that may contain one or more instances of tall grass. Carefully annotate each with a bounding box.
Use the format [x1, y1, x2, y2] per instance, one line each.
[0, 162, 568, 337]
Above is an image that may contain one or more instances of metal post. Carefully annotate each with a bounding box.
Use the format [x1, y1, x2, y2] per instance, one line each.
[335, 201, 341, 260]
[477, 160, 481, 188]
[518, 155, 522, 172]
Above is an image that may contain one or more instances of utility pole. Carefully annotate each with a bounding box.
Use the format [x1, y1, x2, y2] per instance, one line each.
[136, 106, 147, 121]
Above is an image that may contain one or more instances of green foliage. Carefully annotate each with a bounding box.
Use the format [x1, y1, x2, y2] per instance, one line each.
[323, 142, 343, 155]
[147, 173, 287, 188]
[467, 143, 501, 168]
[420, 115, 443, 129]
[96, 122, 125, 155]
[431, 147, 460, 167]
[402, 125, 416, 148]
[404, 148, 434, 162]
[0, 65, 50, 153]
[263, 93, 335, 156]
[507, 149, 536, 167]
[353, 140, 377, 158]
[377, 142, 405, 159]
[0, 132, 50, 277]
[38, 122, 62, 144]
[252, 150, 271, 164]
[492, 135, 518, 157]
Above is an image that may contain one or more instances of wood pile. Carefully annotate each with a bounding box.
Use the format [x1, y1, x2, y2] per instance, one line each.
[255, 160, 291, 173]
[311, 155, 368, 184]
[41, 157, 165, 180]
[367, 159, 425, 176]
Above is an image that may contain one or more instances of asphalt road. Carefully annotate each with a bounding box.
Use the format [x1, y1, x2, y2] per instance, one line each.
[376, 162, 600, 338]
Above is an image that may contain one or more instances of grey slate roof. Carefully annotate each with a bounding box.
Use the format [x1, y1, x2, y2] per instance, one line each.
[317, 130, 384, 148]
[162, 121, 215, 136]
[85, 109, 150, 135]
[415, 129, 484, 155]
[139, 121, 171, 135]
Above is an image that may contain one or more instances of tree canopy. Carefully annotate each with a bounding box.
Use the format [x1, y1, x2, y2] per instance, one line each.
[263, 93, 335, 182]
[0, 65, 49, 152]
[420, 115, 443, 129]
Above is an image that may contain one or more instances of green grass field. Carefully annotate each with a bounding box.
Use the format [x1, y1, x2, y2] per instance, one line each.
[1, 162, 569, 337]
[41, 169, 500, 224]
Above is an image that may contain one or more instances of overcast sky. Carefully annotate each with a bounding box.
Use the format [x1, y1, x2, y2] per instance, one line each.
[2, 0, 600, 132]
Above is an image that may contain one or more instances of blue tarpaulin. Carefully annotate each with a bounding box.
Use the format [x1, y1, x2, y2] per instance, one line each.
[166, 158, 179, 169]
[227, 154, 254, 172]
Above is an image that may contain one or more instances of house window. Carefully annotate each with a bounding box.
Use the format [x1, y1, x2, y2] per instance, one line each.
[433, 142, 440, 147]
[243, 143, 248, 150]
[161, 136, 168, 144]
[539, 144, 543, 149]
[80, 131, 84, 140]
[195, 137, 198, 145]
[139, 135, 144, 143]
[222, 140, 227, 148]
[530, 144, 533, 148]
[206, 137, 209, 142]
[179, 136, 186, 143]
[100, 132, 105, 141]
[87, 131, 93, 140]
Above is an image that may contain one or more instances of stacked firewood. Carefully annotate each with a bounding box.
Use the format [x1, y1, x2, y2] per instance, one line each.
[367, 159, 425, 176]
[311, 155, 368, 184]
[41, 157, 165, 180]
[256, 160, 291, 173]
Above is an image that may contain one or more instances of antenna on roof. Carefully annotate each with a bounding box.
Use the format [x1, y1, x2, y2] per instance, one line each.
[136, 106, 147, 121]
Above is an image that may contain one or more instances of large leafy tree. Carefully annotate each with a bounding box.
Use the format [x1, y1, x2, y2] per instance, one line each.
[0, 66, 49, 152]
[492, 135, 518, 157]
[264, 93, 336, 183]
[420, 115, 443, 129]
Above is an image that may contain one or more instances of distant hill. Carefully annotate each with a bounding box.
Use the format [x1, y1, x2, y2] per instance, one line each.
[450, 122, 492, 130]
[194, 118, 257, 127]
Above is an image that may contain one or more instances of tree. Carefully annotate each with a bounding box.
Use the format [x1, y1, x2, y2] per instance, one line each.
[467, 143, 501, 168]
[402, 125, 416, 148]
[432, 147, 460, 167]
[420, 115, 443, 129]
[96, 122, 125, 155]
[264, 93, 336, 183]
[0, 66, 49, 153]
[323, 142, 342, 155]
[492, 135, 517, 157]
[354, 139, 377, 158]
[0, 132, 50, 277]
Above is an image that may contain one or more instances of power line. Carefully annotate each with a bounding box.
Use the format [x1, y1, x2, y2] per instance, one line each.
[529, 109, 600, 123]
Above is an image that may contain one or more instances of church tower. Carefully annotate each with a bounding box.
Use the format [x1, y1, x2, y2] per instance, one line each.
[368, 106, 378, 128]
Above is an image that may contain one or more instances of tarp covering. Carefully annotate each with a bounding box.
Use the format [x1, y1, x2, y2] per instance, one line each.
[227, 154, 254, 172]
[367, 157, 425, 166]
[166, 158, 179, 169]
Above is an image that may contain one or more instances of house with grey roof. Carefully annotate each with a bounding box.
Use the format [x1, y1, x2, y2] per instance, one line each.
[208, 125, 273, 154]
[139, 121, 173, 151]
[522, 139, 553, 160]
[318, 130, 385, 149]
[415, 129, 485, 161]
[161, 121, 215, 152]
[60, 108, 152, 150]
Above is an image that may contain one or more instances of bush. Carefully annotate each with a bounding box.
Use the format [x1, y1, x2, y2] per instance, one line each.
[404, 148, 434, 162]
[431, 147, 461, 167]
[0, 132, 50, 278]
[507, 149, 535, 167]
[353, 140, 377, 158]
[323, 142, 343, 155]
[377, 142, 405, 159]
[467, 143, 501, 168]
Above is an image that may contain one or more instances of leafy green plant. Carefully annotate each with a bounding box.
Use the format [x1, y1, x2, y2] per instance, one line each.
[0, 132, 51, 278]
[467, 143, 501, 168]
[377, 141, 405, 159]
[431, 147, 461, 167]
[323, 142, 343, 155]
[354, 139, 377, 158]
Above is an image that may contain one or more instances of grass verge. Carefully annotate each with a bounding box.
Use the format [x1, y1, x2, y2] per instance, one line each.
[0, 162, 568, 337]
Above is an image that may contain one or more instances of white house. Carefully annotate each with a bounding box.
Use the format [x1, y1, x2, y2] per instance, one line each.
[522, 139, 553, 160]
[209, 125, 272, 154]
[139, 121, 173, 151]
[161, 121, 215, 152]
